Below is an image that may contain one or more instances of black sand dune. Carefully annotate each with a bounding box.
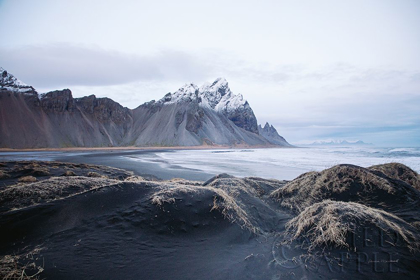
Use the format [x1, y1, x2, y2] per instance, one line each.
[271, 164, 420, 213]
[1, 161, 420, 279]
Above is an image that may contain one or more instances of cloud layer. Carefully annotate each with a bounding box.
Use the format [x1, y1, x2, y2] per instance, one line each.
[0, 44, 211, 88]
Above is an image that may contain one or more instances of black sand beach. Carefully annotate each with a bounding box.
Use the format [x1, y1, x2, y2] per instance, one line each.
[0, 149, 216, 182]
[55, 150, 216, 182]
[1, 160, 420, 279]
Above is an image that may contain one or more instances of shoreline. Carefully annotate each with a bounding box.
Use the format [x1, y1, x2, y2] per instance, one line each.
[0, 144, 286, 153]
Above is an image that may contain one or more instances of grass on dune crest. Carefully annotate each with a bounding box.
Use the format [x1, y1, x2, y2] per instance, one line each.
[369, 162, 420, 191]
[150, 183, 258, 233]
[270, 164, 420, 213]
[150, 175, 285, 234]
[0, 176, 121, 212]
[284, 200, 420, 252]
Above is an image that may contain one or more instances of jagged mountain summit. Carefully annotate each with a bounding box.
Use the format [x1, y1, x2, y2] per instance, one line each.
[0, 68, 291, 148]
[0, 68, 37, 94]
[309, 140, 372, 146]
[258, 122, 292, 147]
[152, 78, 258, 134]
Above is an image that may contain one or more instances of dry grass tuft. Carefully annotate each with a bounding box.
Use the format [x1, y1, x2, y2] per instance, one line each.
[0, 170, 10, 179]
[150, 181, 258, 233]
[124, 175, 146, 182]
[87, 171, 103, 178]
[0, 247, 44, 280]
[149, 174, 285, 233]
[411, 221, 420, 230]
[284, 200, 420, 252]
[0, 176, 120, 212]
[30, 168, 50, 177]
[169, 178, 185, 182]
[18, 176, 37, 183]
[62, 170, 76, 176]
[151, 183, 198, 206]
[369, 162, 420, 191]
[270, 164, 419, 212]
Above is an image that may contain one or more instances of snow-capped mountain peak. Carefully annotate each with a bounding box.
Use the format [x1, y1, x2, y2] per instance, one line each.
[159, 83, 199, 104]
[215, 92, 247, 114]
[200, 77, 232, 109]
[157, 78, 259, 134]
[159, 78, 244, 111]
[0, 67, 37, 94]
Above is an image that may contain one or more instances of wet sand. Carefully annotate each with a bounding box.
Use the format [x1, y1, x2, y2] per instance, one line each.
[55, 149, 216, 181]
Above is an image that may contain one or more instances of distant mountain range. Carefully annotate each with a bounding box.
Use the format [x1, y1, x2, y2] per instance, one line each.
[307, 140, 372, 146]
[0, 67, 291, 148]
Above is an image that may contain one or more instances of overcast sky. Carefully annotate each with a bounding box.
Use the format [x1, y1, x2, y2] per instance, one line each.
[0, 0, 419, 146]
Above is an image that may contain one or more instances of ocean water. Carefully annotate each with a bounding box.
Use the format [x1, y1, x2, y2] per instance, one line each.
[0, 146, 419, 181]
[126, 146, 420, 180]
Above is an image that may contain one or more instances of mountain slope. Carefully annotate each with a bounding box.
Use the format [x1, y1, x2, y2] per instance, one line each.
[0, 89, 133, 148]
[0, 68, 290, 148]
[129, 99, 269, 146]
[258, 122, 292, 146]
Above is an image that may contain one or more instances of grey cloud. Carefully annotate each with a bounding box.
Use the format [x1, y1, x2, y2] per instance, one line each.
[0, 45, 209, 89]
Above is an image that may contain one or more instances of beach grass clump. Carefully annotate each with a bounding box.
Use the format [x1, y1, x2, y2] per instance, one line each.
[205, 174, 284, 198]
[124, 175, 146, 182]
[18, 176, 37, 183]
[87, 171, 104, 178]
[62, 170, 76, 176]
[0, 247, 44, 280]
[284, 200, 420, 252]
[369, 162, 420, 191]
[0, 170, 10, 179]
[149, 174, 286, 234]
[28, 167, 50, 177]
[150, 182, 258, 233]
[0, 176, 120, 212]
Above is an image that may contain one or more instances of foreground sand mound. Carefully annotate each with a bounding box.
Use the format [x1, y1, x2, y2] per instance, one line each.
[1, 161, 419, 279]
[284, 200, 420, 252]
[150, 174, 287, 234]
[369, 162, 420, 191]
[0, 160, 133, 190]
[271, 164, 420, 212]
[0, 176, 122, 212]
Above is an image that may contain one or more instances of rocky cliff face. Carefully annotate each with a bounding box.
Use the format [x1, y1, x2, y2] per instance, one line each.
[41, 89, 75, 112]
[0, 68, 290, 148]
[75, 95, 132, 125]
[258, 122, 292, 146]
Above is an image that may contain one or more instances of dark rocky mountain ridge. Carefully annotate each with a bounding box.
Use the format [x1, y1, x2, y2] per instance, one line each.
[0, 68, 290, 148]
[258, 122, 292, 147]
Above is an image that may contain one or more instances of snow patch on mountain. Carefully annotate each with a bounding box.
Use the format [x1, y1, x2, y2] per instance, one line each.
[309, 139, 372, 146]
[200, 77, 233, 109]
[0, 67, 37, 94]
[159, 83, 199, 104]
[215, 92, 247, 114]
[160, 78, 247, 113]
